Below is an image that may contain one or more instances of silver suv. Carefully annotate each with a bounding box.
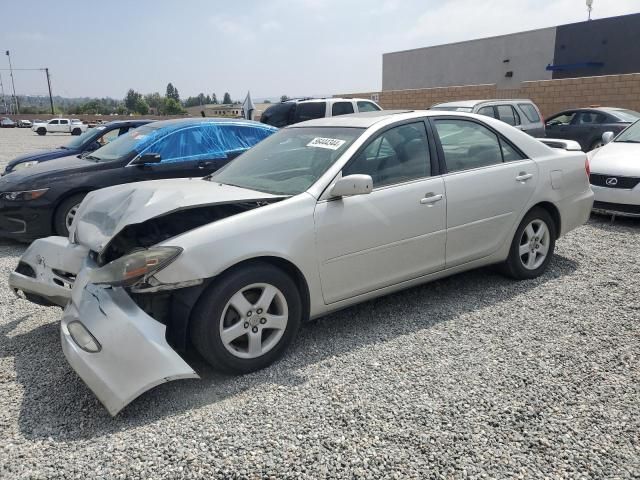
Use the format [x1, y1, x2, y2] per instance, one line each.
[430, 99, 545, 137]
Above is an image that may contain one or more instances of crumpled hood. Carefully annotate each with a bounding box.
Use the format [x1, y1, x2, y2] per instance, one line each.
[589, 142, 640, 177]
[71, 178, 281, 252]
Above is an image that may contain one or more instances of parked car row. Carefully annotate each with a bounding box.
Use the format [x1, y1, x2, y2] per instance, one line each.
[5, 109, 595, 415]
[260, 97, 382, 127]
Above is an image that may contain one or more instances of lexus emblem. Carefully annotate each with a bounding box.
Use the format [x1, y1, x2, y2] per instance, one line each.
[605, 177, 618, 186]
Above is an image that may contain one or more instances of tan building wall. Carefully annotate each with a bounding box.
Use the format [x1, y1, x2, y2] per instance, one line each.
[337, 73, 640, 118]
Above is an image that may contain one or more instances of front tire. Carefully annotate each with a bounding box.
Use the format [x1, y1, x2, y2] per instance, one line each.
[190, 262, 302, 374]
[53, 193, 86, 236]
[71, 128, 82, 135]
[37, 127, 46, 136]
[502, 207, 556, 280]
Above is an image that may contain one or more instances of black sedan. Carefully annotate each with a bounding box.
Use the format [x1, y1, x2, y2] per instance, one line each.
[0, 118, 277, 240]
[545, 107, 640, 151]
[4, 119, 153, 174]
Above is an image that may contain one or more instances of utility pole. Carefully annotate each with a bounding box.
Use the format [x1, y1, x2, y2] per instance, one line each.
[45, 68, 54, 114]
[5, 50, 19, 114]
[586, 0, 593, 20]
[0, 72, 8, 114]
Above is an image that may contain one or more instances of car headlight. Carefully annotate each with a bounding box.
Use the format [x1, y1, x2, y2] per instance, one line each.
[90, 247, 182, 287]
[0, 188, 49, 201]
[13, 160, 39, 170]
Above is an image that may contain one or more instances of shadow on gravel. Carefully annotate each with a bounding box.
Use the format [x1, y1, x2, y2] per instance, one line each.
[2, 254, 578, 441]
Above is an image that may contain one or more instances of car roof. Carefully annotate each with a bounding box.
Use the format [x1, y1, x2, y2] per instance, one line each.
[142, 117, 275, 130]
[433, 99, 533, 108]
[101, 119, 155, 127]
[286, 110, 424, 128]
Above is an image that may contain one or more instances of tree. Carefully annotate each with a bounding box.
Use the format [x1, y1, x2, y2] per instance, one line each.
[166, 83, 180, 101]
[125, 89, 142, 112]
[280, 95, 290, 102]
[263, 99, 271, 104]
[144, 92, 163, 112]
[211, 93, 218, 104]
[163, 97, 185, 115]
[134, 97, 149, 115]
[222, 92, 232, 104]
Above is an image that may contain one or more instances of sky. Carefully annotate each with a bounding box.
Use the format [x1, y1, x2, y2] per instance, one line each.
[1, 0, 639, 101]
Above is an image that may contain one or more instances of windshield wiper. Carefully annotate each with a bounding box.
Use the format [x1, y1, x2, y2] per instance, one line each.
[84, 155, 101, 162]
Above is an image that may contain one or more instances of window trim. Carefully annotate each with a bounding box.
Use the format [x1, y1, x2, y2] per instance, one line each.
[428, 115, 529, 175]
[496, 104, 521, 126]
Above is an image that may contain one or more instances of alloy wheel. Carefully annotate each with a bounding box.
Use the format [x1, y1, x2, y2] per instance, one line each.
[519, 219, 550, 270]
[65, 203, 81, 230]
[219, 283, 289, 359]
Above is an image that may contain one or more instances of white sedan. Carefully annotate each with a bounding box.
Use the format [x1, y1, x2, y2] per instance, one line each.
[588, 120, 640, 217]
[9, 111, 594, 415]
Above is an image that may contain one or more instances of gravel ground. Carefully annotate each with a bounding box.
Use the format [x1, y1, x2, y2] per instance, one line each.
[0, 128, 639, 479]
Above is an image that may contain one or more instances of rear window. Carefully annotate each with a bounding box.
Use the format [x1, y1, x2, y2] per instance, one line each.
[260, 103, 294, 128]
[357, 101, 381, 112]
[611, 109, 640, 123]
[518, 103, 541, 123]
[294, 102, 326, 123]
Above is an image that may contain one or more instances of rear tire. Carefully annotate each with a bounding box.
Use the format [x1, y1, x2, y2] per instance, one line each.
[502, 207, 556, 280]
[190, 262, 302, 374]
[71, 128, 81, 136]
[53, 193, 86, 236]
[37, 127, 46, 136]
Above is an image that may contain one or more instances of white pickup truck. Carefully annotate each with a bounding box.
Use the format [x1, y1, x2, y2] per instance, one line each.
[31, 118, 88, 136]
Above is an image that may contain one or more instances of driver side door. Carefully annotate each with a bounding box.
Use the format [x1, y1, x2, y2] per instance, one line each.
[314, 121, 446, 304]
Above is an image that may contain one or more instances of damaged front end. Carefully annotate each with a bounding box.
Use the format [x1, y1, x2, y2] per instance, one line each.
[8, 179, 285, 415]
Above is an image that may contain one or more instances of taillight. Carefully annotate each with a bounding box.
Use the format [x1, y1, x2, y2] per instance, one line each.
[585, 157, 590, 177]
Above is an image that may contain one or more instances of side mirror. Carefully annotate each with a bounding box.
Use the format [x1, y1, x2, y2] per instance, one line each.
[330, 174, 373, 198]
[131, 153, 161, 166]
[602, 131, 614, 145]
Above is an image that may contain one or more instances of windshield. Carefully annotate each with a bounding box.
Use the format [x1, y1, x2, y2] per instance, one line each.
[210, 126, 364, 195]
[64, 128, 100, 149]
[615, 120, 640, 143]
[611, 109, 640, 123]
[89, 124, 162, 162]
[430, 106, 474, 113]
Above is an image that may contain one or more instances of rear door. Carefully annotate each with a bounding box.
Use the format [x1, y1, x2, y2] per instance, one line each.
[58, 119, 70, 133]
[431, 117, 538, 267]
[545, 111, 577, 142]
[571, 110, 609, 151]
[314, 120, 446, 303]
[331, 101, 355, 117]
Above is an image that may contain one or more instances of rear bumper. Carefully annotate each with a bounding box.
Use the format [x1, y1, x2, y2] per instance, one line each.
[557, 188, 594, 236]
[61, 272, 198, 415]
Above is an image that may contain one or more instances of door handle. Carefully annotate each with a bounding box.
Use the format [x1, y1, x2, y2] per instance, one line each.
[516, 172, 533, 182]
[420, 193, 443, 205]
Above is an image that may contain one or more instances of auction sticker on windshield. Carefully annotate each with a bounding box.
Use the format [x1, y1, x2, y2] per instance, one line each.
[307, 137, 346, 150]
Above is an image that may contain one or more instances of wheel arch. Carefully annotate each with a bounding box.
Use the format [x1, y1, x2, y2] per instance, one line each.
[529, 201, 561, 239]
[51, 189, 94, 232]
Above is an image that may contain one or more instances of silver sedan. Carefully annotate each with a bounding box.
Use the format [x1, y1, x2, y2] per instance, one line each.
[9, 110, 594, 415]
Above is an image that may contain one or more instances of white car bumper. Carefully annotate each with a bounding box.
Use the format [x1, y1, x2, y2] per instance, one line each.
[10, 236, 199, 415]
[591, 185, 640, 217]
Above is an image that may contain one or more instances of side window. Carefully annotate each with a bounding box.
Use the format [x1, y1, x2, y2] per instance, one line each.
[477, 106, 496, 118]
[96, 129, 120, 146]
[574, 112, 607, 125]
[59, 119, 69, 125]
[518, 103, 541, 123]
[496, 105, 520, 126]
[500, 139, 526, 162]
[434, 119, 503, 172]
[145, 127, 214, 163]
[294, 102, 326, 123]
[357, 101, 381, 112]
[546, 112, 575, 126]
[49, 119, 59, 125]
[343, 122, 430, 188]
[331, 102, 355, 116]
